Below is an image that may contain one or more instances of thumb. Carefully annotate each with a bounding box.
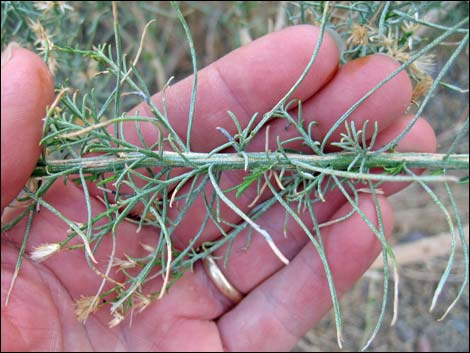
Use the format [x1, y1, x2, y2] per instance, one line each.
[1, 43, 54, 211]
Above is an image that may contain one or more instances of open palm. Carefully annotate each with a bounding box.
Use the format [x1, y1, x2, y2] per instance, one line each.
[1, 25, 435, 351]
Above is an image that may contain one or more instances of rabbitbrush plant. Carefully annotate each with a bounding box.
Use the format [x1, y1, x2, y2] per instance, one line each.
[1, 1, 469, 350]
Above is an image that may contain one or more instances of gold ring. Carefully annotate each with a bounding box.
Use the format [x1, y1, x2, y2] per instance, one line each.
[202, 255, 243, 304]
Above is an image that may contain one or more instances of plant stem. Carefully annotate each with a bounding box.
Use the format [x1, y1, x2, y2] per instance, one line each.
[33, 152, 469, 176]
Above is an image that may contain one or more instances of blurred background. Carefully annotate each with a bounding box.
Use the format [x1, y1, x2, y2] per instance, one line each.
[2, 1, 468, 351]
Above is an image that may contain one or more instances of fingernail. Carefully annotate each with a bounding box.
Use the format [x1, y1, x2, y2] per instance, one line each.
[1, 42, 20, 68]
[326, 28, 345, 56]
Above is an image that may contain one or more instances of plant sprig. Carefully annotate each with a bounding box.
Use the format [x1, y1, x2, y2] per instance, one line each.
[1, 1, 468, 350]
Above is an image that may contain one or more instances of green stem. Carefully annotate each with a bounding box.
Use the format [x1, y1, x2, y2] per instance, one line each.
[33, 152, 468, 177]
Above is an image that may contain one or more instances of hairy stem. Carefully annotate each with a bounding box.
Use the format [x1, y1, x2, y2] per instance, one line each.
[33, 152, 468, 177]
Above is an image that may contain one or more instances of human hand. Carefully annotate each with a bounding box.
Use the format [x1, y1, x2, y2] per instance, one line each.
[1, 25, 436, 351]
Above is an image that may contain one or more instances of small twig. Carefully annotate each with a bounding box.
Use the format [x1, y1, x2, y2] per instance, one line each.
[33, 152, 469, 176]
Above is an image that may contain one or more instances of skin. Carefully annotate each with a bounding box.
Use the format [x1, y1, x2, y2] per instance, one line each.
[1, 25, 436, 351]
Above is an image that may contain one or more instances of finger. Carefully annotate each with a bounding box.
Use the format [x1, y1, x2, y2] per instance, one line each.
[1, 44, 54, 211]
[217, 194, 394, 351]
[123, 25, 340, 151]
[169, 54, 412, 249]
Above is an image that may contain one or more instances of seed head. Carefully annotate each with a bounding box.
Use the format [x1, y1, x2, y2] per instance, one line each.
[412, 75, 434, 102]
[30, 243, 61, 262]
[74, 296, 99, 322]
[348, 24, 370, 46]
[108, 311, 124, 328]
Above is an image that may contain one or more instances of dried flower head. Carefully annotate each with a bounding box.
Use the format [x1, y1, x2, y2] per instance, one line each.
[140, 242, 156, 254]
[382, 26, 435, 80]
[402, 20, 420, 34]
[3, 177, 42, 211]
[27, 19, 57, 74]
[381, 28, 412, 64]
[387, 44, 411, 64]
[27, 19, 53, 49]
[412, 75, 434, 102]
[66, 222, 84, 235]
[46, 54, 58, 76]
[348, 24, 371, 46]
[401, 20, 422, 50]
[380, 30, 395, 49]
[108, 311, 125, 328]
[74, 296, 99, 322]
[410, 54, 436, 79]
[30, 243, 61, 262]
[77, 59, 101, 82]
[112, 255, 137, 271]
[34, 1, 73, 13]
[134, 292, 152, 313]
